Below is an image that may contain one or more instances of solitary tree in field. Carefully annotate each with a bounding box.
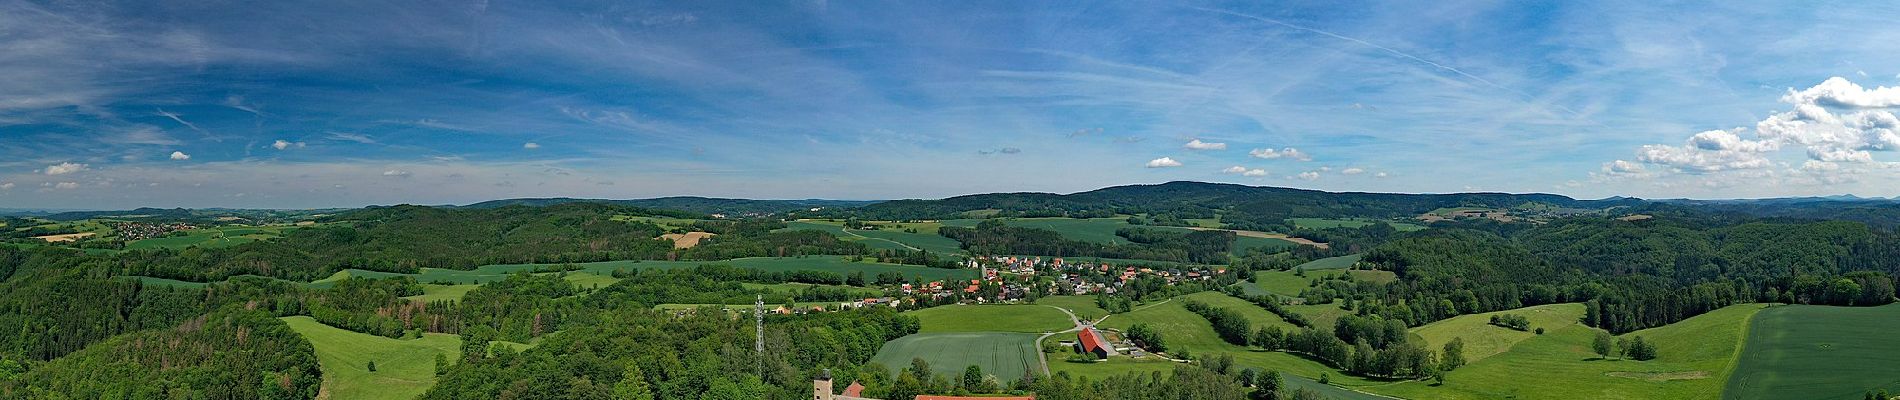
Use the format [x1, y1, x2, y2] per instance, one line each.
[962, 365, 984, 391]
[1441, 337, 1466, 371]
[1592, 332, 1614, 359]
[366, 360, 377, 372]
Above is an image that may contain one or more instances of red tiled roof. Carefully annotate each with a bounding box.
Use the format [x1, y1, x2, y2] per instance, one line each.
[915, 396, 1035, 400]
[1078, 327, 1106, 353]
[843, 381, 865, 397]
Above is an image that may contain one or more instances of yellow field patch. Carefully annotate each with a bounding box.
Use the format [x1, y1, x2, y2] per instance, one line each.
[659, 231, 715, 248]
[34, 232, 95, 242]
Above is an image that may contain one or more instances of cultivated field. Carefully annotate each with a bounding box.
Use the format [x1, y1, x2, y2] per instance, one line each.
[1725, 304, 1900, 400]
[280, 316, 461, 400]
[871, 332, 1042, 383]
[906, 304, 1074, 333]
[658, 231, 715, 248]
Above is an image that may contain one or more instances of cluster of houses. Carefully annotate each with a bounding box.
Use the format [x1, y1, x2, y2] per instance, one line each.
[110, 221, 196, 241]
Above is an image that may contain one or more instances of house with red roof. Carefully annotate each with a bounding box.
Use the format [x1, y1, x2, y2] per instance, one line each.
[1076, 327, 1109, 358]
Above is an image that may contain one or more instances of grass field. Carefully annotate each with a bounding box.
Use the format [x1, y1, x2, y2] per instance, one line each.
[1410, 303, 1585, 364]
[871, 332, 1042, 383]
[403, 284, 480, 302]
[560, 271, 622, 290]
[1035, 295, 1110, 320]
[1045, 355, 1179, 381]
[1725, 304, 1900, 400]
[742, 281, 884, 295]
[280, 316, 461, 400]
[1243, 266, 1395, 299]
[1295, 254, 1364, 270]
[1367, 303, 1764, 400]
[906, 304, 1074, 333]
[1289, 218, 1428, 232]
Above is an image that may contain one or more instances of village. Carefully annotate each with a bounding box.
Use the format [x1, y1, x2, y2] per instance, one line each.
[760, 255, 1232, 316]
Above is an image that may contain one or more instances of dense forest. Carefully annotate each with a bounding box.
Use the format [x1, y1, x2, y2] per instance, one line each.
[941, 220, 1238, 263]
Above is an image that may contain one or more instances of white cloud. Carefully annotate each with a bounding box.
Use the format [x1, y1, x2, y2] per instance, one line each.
[1295, 171, 1320, 180]
[523, 142, 542, 149]
[0, 182, 12, 190]
[1374, 172, 1389, 178]
[1341, 168, 1365, 175]
[1145, 157, 1183, 168]
[1221, 166, 1248, 174]
[42, 162, 88, 175]
[1781, 77, 1900, 108]
[169, 151, 191, 160]
[1248, 147, 1312, 161]
[271, 139, 305, 150]
[1608, 77, 1900, 182]
[382, 170, 411, 177]
[53, 182, 78, 189]
[1183, 139, 1227, 150]
[1243, 169, 1268, 177]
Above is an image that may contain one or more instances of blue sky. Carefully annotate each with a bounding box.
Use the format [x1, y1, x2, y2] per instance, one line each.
[5, 0, 1900, 209]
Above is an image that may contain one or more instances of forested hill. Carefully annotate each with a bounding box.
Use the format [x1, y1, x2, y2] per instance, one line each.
[460, 196, 879, 216]
[824, 181, 1642, 223]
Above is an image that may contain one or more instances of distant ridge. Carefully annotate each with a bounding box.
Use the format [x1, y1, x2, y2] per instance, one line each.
[458, 196, 881, 216]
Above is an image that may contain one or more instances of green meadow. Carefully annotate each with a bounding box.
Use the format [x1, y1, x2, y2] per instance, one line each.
[1035, 295, 1111, 319]
[280, 316, 461, 400]
[1368, 303, 1764, 399]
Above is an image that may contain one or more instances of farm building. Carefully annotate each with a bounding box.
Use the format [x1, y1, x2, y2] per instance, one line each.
[1076, 327, 1109, 358]
[815, 374, 1036, 400]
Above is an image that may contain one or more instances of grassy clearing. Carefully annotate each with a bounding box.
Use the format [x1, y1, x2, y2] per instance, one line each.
[1410, 303, 1585, 364]
[1245, 267, 1396, 299]
[871, 332, 1042, 383]
[1295, 254, 1364, 270]
[559, 272, 621, 290]
[403, 284, 481, 303]
[280, 316, 460, 400]
[1035, 295, 1110, 319]
[611, 215, 701, 229]
[906, 304, 1073, 334]
[1725, 304, 1900, 400]
[1368, 303, 1763, 400]
[1290, 218, 1427, 232]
